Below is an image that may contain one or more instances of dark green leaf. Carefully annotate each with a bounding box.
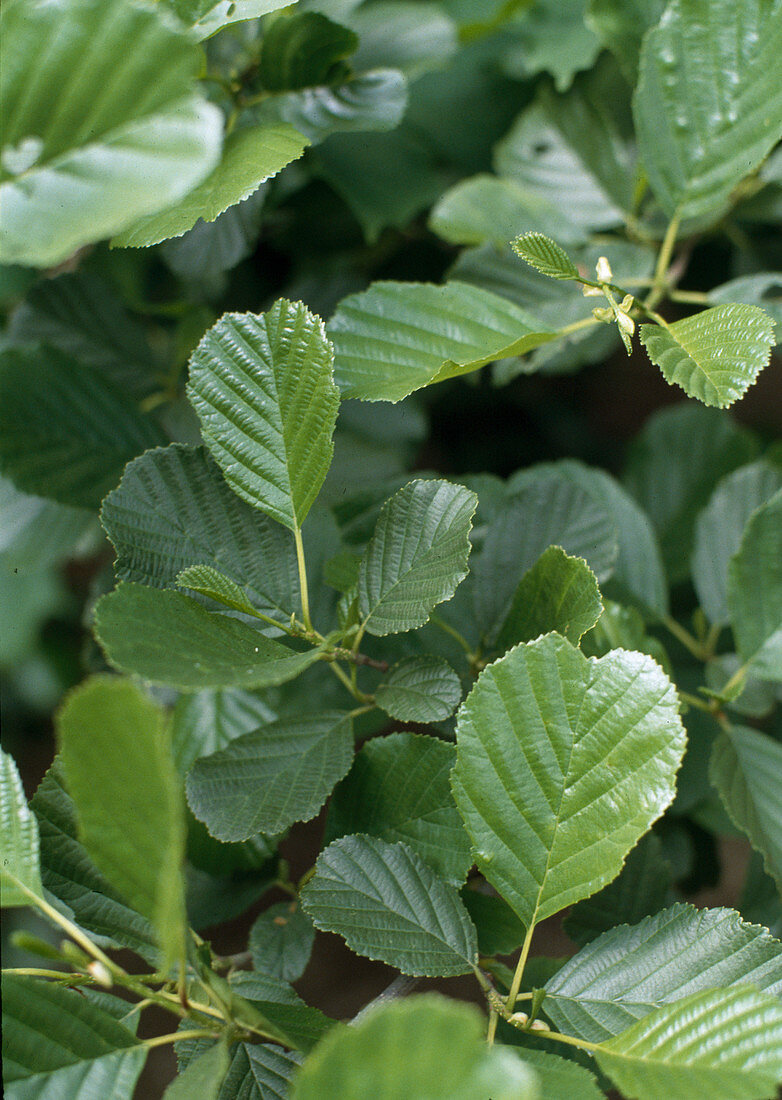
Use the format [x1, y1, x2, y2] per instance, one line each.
[301, 835, 478, 976]
[375, 656, 462, 723]
[325, 732, 472, 886]
[186, 713, 353, 841]
[431, 175, 579, 249]
[229, 971, 334, 1053]
[461, 889, 525, 957]
[586, 0, 666, 83]
[259, 13, 358, 91]
[171, 689, 277, 775]
[347, 2, 457, 80]
[249, 903, 315, 983]
[515, 1049, 603, 1100]
[163, 1041, 229, 1100]
[727, 490, 782, 679]
[1, 747, 43, 907]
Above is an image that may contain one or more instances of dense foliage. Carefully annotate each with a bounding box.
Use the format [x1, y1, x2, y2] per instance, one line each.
[2, 0, 782, 1097]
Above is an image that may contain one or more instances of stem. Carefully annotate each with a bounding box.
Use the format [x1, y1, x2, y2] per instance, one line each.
[719, 659, 750, 700]
[487, 1009, 499, 1046]
[327, 659, 369, 702]
[530, 1028, 599, 1053]
[294, 524, 312, 632]
[704, 622, 722, 659]
[3, 967, 87, 981]
[662, 615, 707, 661]
[647, 212, 681, 309]
[13, 880, 118, 975]
[668, 289, 710, 304]
[143, 1029, 220, 1050]
[505, 923, 535, 1012]
[679, 690, 716, 714]
[429, 614, 473, 656]
[557, 316, 600, 337]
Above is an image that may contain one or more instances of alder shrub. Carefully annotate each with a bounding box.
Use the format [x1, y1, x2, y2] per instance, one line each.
[2, 0, 782, 1096]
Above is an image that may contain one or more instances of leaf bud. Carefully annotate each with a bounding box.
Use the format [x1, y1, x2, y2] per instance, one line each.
[595, 256, 613, 283]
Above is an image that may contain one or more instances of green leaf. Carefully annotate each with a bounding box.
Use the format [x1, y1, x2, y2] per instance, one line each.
[515, 1049, 602, 1100]
[172, 0, 295, 39]
[512, 233, 579, 280]
[249, 902, 315, 983]
[94, 583, 322, 690]
[161, 188, 267, 278]
[177, 565, 258, 616]
[325, 732, 473, 886]
[586, 0, 666, 83]
[290, 994, 539, 1100]
[563, 831, 672, 947]
[188, 301, 339, 530]
[496, 546, 603, 652]
[114, 125, 309, 248]
[546, 902, 782, 1041]
[461, 889, 526, 957]
[709, 274, 782, 339]
[186, 712, 353, 841]
[7, 271, 160, 398]
[0, 0, 222, 267]
[711, 725, 782, 893]
[101, 444, 299, 624]
[503, 0, 601, 92]
[452, 634, 685, 927]
[31, 759, 159, 960]
[727, 490, 782, 678]
[347, 1, 457, 80]
[375, 656, 462, 723]
[1, 747, 43, 907]
[692, 461, 782, 627]
[301, 835, 478, 976]
[259, 13, 358, 91]
[594, 985, 782, 1100]
[0, 345, 164, 509]
[431, 175, 582, 249]
[0, 477, 96, 575]
[163, 1041, 229, 1100]
[357, 480, 477, 636]
[228, 971, 334, 1054]
[328, 281, 555, 402]
[2, 973, 146, 1098]
[170, 689, 277, 776]
[639, 306, 775, 408]
[178, 1038, 302, 1100]
[622, 403, 758, 584]
[254, 70, 408, 143]
[473, 470, 618, 641]
[633, 0, 782, 221]
[56, 677, 187, 967]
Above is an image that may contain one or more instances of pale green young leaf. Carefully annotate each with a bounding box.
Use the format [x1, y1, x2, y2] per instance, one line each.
[163, 1041, 229, 1100]
[188, 301, 339, 531]
[171, 690, 277, 776]
[357, 480, 477, 636]
[633, 0, 782, 221]
[291, 995, 539, 1100]
[0, 346, 164, 509]
[0, 0, 222, 267]
[325, 732, 473, 886]
[563, 831, 672, 947]
[0, 747, 43, 907]
[56, 677, 187, 967]
[328, 281, 555, 402]
[452, 634, 685, 927]
[546, 903, 782, 1042]
[301, 835, 478, 976]
[31, 759, 159, 960]
[692, 461, 782, 627]
[2, 974, 146, 1099]
[639, 306, 774, 408]
[727, 490, 782, 679]
[249, 902, 315, 983]
[512, 233, 579, 280]
[101, 444, 299, 624]
[186, 712, 353, 841]
[114, 125, 309, 248]
[177, 565, 257, 616]
[711, 725, 782, 893]
[595, 985, 782, 1100]
[375, 656, 462, 723]
[496, 546, 603, 652]
[94, 583, 322, 690]
[622, 403, 758, 584]
[430, 175, 580, 249]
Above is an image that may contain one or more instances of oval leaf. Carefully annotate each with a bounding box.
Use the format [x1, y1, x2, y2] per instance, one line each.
[512, 232, 579, 279]
[375, 656, 462, 723]
[452, 634, 685, 927]
[301, 835, 477, 976]
[249, 902, 315, 983]
[727, 489, 782, 679]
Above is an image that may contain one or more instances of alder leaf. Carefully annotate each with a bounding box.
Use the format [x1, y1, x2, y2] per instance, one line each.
[375, 656, 463, 723]
[0, 0, 222, 267]
[452, 634, 685, 927]
[185, 713, 354, 841]
[639, 306, 775, 408]
[0, 747, 43, 907]
[301, 835, 478, 977]
[188, 301, 339, 531]
[595, 985, 782, 1100]
[545, 903, 782, 1041]
[328, 281, 555, 402]
[357, 480, 476, 636]
[727, 490, 782, 680]
[634, 0, 782, 221]
[711, 725, 782, 893]
[512, 232, 579, 280]
[177, 565, 257, 616]
[249, 903, 315, 983]
[94, 583, 322, 690]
